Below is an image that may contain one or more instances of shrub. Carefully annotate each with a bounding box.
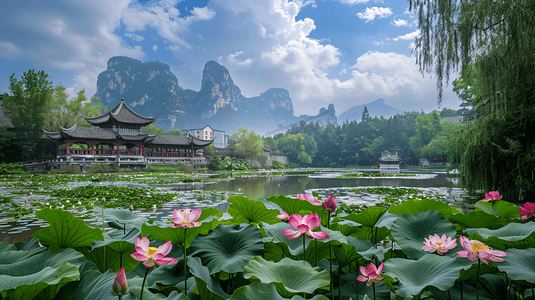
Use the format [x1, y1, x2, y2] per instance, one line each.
[49, 164, 79, 174]
[87, 163, 117, 174]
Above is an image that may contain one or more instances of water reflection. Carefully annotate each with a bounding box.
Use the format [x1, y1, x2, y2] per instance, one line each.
[204, 173, 461, 200]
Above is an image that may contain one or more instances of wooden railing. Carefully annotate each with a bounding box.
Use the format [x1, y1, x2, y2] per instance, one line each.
[58, 150, 141, 155]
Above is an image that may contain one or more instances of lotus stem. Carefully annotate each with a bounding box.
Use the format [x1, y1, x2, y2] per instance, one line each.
[531, 284, 534, 300]
[327, 211, 333, 299]
[448, 288, 451, 300]
[315, 239, 318, 267]
[302, 235, 306, 261]
[139, 266, 149, 300]
[120, 252, 123, 269]
[374, 226, 378, 248]
[356, 259, 359, 300]
[123, 223, 126, 235]
[373, 282, 376, 300]
[460, 281, 464, 300]
[476, 258, 480, 300]
[102, 205, 105, 233]
[338, 268, 342, 300]
[184, 228, 188, 295]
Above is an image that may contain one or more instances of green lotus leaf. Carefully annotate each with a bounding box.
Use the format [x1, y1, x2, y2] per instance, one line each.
[448, 211, 508, 230]
[190, 224, 264, 274]
[0, 247, 83, 300]
[187, 256, 229, 300]
[31, 208, 105, 253]
[384, 254, 464, 299]
[452, 256, 497, 281]
[391, 210, 457, 259]
[467, 221, 535, 249]
[73, 270, 116, 300]
[92, 227, 139, 253]
[227, 195, 281, 224]
[244, 256, 330, 298]
[351, 226, 390, 245]
[356, 246, 389, 262]
[375, 212, 399, 229]
[267, 195, 328, 224]
[496, 248, 535, 284]
[104, 208, 149, 231]
[429, 274, 509, 300]
[14, 237, 47, 255]
[78, 244, 140, 273]
[330, 220, 361, 236]
[388, 199, 453, 217]
[333, 237, 374, 268]
[197, 207, 224, 221]
[229, 282, 330, 300]
[263, 240, 330, 265]
[475, 200, 520, 218]
[342, 207, 386, 227]
[141, 219, 217, 248]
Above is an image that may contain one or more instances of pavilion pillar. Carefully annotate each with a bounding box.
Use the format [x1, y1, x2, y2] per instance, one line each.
[90, 141, 94, 155]
[66, 140, 70, 155]
[56, 142, 59, 157]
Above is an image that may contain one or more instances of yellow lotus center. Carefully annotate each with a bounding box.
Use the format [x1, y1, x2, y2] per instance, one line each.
[146, 247, 158, 259]
[470, 241, 489, 254]
[435, 242, 443, 246]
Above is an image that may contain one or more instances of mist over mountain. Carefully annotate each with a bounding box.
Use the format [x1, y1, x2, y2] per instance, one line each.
[338, 98, 403, 123]
[94, 57, 401, 135]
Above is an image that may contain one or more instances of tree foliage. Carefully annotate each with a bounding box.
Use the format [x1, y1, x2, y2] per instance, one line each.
[410, 0, 535, 200]
[230, 127, 265, 159]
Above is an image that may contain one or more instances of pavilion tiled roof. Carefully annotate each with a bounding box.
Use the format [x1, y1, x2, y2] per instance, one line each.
[378, 152, 402, 162]
[84, 99, 156, 127]
[44, 124, 150, 142]
[146, 134, 213, 147]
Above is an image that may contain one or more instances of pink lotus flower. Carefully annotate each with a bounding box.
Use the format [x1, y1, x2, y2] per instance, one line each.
[457, 236, 508, 265]
[481, 191, 502, 202]
[297, 194, 321, 205]
[322, 194, 337, 212]
[421, 234, 457, 255]
[112, 268, 130, 296]
[281, 213, 329, 240]
[276, 210, 290, 221]
[131, 237, 178, 267]
[171, 208, 202, 228]
[518, 202, 535, 221]
[25, 199, 28, 204]
[357, 262, 385, 286]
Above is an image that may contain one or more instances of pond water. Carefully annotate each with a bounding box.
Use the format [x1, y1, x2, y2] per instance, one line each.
[0, 170, 464, 244]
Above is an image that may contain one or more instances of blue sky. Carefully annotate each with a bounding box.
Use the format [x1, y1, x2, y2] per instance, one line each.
[0, 0, 460, 116]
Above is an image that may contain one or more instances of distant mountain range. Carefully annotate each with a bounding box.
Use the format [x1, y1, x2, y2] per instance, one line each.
[94, 56, 402, 135]
[338, 98, 403, 123]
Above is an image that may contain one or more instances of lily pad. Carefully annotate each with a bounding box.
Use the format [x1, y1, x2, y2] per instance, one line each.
[190, 224, 264, 274]
[267, 195, 328, 224]
[187, 256, 229, 300]
[496, 248, 535, 284]
[448, 211, 508, 230]
[227, 195, 281, 224]
[475, 200, 520, 218]
[389, 199, 453, 217]
[229, 282, 330, 300]
[244, 256, 330, 298]
[384, 254, 465, 299]
[391, 210, 457, 259]
[342, 207, 386, 227]
[467, 221, 535, 249]
[141, 220, 217, 248]
[31, 208, 104, 253]
[0, 246, 83, 300]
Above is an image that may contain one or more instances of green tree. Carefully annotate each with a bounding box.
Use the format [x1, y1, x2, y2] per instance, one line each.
[2, 70, 54, 160]
[411, 0, 535, 200]
[409, 112, 443, 157]
[43, 86, 101, 131]
[230, 127, 265, 159]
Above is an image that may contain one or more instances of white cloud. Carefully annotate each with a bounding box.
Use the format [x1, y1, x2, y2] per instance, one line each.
[121, 1, 216, 50]
[340, 68, 347, 75]
[124, 32, 144, 42]
[391, 19, 408, 26]
[372, 41, 383, 46]
[226, 51, 253, 67]
[356, 7, 393, 22]
[393, 29, 420, 41]
[153, 45, 158, 52]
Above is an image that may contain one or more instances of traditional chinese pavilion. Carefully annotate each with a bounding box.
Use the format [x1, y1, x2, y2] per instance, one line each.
[377, 152, 403, 174]
[43, 99, 212, 169]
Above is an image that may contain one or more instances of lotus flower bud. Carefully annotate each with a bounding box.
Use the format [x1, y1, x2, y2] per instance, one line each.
[129, 205, 134, 212]
[111, 268, 130, 296]
[322, 194, 337, 212]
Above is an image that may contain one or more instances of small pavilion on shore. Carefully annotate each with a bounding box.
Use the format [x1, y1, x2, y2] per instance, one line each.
[41, 99, 212, 169]
[377, 152, 403, 174]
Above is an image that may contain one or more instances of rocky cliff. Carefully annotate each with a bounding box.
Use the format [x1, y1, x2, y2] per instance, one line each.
[94, 57, 299, 134]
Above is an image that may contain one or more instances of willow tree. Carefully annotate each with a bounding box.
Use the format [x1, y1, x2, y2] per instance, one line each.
[410, 0, 535, 200]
